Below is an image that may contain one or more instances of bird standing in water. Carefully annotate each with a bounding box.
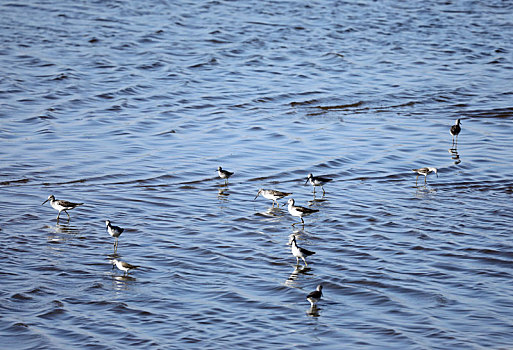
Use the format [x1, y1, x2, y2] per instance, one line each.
[217, 166, 234, 184]
[254, 189, 292, 207]
[307, 284, 323, 307]
[288, 234, 316, 266]
[412, 167, 438, 186]
[286, 198, 319, 226]
[42, 195, 83, 222]
[305, 173, 333, 195]
[450, 119, 462, 146]
[106, 220, 124, 251]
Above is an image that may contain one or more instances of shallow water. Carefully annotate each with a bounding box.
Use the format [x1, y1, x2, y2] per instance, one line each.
[1, 0, 513, 348]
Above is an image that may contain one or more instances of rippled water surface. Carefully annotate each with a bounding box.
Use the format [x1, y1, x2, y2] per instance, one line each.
[1, 0, 513, 348]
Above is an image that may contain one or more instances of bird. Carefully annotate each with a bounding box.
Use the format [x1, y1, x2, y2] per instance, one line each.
[106, 220, 124, 251]
[111, 259, 139, 276]
[307, 284, 323, 307]
[305, 173, 333, 195]
[450, 119, 462, 145]
[217, 166, 233, 184]
[254, 189, 292, 207]
[412, 167, 438, 186]
[41, 195, 83, 222]
[288, 234, 315, 266]
[285, 198, 319, 225]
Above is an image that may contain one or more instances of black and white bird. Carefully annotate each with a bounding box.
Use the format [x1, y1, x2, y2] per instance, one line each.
[42, 195, 83, 222]
[307, 284, 323, 307]
[106, 220, 124, 251]
[254, 189, 292, 207]
[450, 119, 462, 145]
[286, 198, 319, 225]
[288, 234, 316, 266]
[111, 259, 139, 276]
[305, 173, 333, 195]
[412, 167, 438, 186]
[217, 166, 234, 184]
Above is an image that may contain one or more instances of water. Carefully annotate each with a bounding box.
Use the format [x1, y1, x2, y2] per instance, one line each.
[1, 0, 513, 348]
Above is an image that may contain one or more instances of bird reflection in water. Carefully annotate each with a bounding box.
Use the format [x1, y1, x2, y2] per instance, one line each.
[217, 184, 230, 200]
[306, 304, 321, 317]
[285, 265, 311, 287]
[449, 147, 461, 165]
[255, 205, 286, 218]
[415, 185, 437, 199]
[112, 274, 137, 291]
[46, 223, 80, 244]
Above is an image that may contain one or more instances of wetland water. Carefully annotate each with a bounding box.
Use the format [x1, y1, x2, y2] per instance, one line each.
[1, 0, 513, 348]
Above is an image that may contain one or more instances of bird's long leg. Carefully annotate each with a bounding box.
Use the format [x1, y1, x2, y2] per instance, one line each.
[301, 217, 304, 224]
[322, 186, 326, 195]
[424, 175, 427, 184]
[302, 257, 308, 266]
[296, 257, 299, 265]
[65, 210, 70, 221]
[416, 175, 419, 186]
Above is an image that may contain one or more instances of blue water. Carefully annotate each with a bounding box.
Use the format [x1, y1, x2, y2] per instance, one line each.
[1, 0, 513, 348]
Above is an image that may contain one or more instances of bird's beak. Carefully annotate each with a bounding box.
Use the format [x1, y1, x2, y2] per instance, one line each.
[304, 179, 309, 185]
[254, 194, 259, 200]
[42, 199, 49, 205]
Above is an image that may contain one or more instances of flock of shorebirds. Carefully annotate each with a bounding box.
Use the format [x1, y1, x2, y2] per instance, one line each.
[41, 119, 462, 311]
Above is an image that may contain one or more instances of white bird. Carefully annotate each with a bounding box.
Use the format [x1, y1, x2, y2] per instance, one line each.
[307, 284, 323, 307]
[106, 220, 124, 251]
[286, 198, 319, 225]
[412, 167, 438, 186]
[305, 173, 333, 195]
[42, 195, 83, 222]
[217, 166, 234, 184]
[111, 259, 139, 276]
[288, 234, 315, 266]
[254, 189, 292, 207]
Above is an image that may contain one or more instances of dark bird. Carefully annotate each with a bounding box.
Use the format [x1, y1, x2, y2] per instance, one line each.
[450, 119, 462, 145]
[217, 166, 234, 184]
[307, 284, 323, 307]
